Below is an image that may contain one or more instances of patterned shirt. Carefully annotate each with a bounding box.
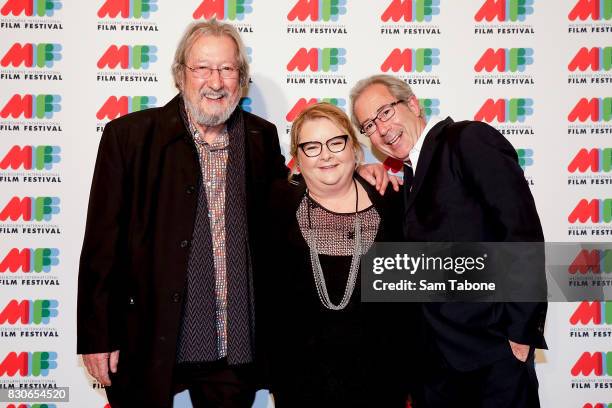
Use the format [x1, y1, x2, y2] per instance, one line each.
[187, 111, 229, 358]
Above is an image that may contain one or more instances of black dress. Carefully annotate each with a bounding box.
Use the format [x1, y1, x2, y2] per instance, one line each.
[263, 175, 413, 408]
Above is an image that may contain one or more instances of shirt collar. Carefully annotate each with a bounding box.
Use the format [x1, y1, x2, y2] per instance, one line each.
[407, 115, 443, 170]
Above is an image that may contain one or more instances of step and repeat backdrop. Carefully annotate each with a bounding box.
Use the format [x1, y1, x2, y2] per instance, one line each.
[0, 1, 610, 407]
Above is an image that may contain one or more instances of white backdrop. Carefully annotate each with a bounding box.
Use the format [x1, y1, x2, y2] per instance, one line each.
[0, 1, 610, 407]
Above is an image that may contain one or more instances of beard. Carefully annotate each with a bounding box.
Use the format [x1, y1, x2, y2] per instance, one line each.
[184, 87, 241, 127]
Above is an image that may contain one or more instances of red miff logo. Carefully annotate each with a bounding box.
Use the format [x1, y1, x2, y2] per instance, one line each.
[568, 47, 610, 71]
[1, 43, 62, 68]
[380, 0, 439, 22]
[192, 0, 252, 20]
[568, 199, 612, 223]
[568, 98, 611, 122]
[192, 0, 221, 19]
[474, 0, 533, 22]
[0, 299, 59, 325]
[97, 45, 157, 69]
[96, 96, 156, 120]
[0, 94, 61, 119]
[569, 248, 612, 274]
[97, 0, 157, 19]
[0, 196, 60, 222]
[380, 48, 439, 73]
[569, 0, 609, 21]
[1, 0, 61, 17]
[0, 351, 57, 377]
[474, 48, 533, 72]
[569, 249, 606, 274]
[582, 404, 610, 408]
[0, 248, 59, 274]
[286, 48, 346, 72]
[287, 48, 318, 71]
[97, 96, 129, 120]
[98, 45, 130, 69]
[474, 98, 533, 123]
[568, 148, 612, 173]
[570, 301, 611, 325]
[285, 98, 345, 121]
[0, 43, 32, 67]
[571, 352, 611, 376]
[286, 98, 317, 121]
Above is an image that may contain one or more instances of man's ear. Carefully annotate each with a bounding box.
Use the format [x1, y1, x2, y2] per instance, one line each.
[406, 95, 421, 117]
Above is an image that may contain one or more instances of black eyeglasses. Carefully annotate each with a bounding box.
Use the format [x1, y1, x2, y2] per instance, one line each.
[298, 135, 349, 158]
[359, 100, 404, 136]
[182, 63, 239, 80]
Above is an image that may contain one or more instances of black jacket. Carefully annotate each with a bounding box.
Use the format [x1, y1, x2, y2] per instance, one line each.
[77, 95, 287, 407]
[404, 117, 547, 371]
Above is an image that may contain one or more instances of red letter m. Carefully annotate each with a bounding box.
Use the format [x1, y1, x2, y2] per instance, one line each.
[568, 199, 600, 223]
[98, 0, 130, 18]
[0, 94, 32, 119]
[1, 43, 32, 68]
[569, 0, 600, 21]
[568, 148, 599, 173]
[96, 96, 128, 120]
[287, 0, 318, 21]
[475, 0, 505, 22]
[192, 0, 224, 19]
[570, 301, 601, 325]
[97, 45, 129, 69]
[0, 146, 32, 170]
[381, 48, 412, 72]
[0, 248, 30, 273]
[474, 48, 505, 72]
[287, 48, 318, 72]
[569, 249, 601, 274]
[0, 300, 29, 324]
[381, 0, 412, 22]
[0, 352, 28, 377]
[286, 98, 318, 121]
[571, 352, 602, 376]
[474, 99, 505, 122]
[1, 0, 32, 16]
[568, 98, 600, 122]
[0, 197, 31, 222]
[568, 47, 600, 71]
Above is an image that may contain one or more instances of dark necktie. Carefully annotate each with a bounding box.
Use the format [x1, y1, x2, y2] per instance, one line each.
[404, 159, 414, 190]
[403, 159, 414, 210]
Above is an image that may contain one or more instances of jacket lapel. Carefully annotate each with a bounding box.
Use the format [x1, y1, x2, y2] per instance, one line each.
[244, 112, 265, 215]
[405, 117, 454, 212]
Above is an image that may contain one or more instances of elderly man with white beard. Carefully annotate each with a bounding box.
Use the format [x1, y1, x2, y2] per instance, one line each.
[77, 19, 393, 408]
[77, 19, 283, 408]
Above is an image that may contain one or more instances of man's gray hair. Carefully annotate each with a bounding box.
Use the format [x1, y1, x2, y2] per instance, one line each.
[349, 74, 415, 129]
[171, 19, 250, 91]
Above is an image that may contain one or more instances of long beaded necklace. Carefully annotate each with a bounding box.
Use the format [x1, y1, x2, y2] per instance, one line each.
[306, 178, 362, 311]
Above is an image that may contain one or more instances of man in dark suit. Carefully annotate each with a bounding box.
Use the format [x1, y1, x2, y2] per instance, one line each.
[77, 20, 287, 408]
[350, 75, 547, 408]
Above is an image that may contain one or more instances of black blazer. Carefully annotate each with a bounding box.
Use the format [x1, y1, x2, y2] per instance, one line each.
[77, 95, 287, 407]
[404, 117, 547, 371]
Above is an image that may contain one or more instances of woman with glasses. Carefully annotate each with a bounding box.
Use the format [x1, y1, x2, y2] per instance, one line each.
[263, 102, 412, 407]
